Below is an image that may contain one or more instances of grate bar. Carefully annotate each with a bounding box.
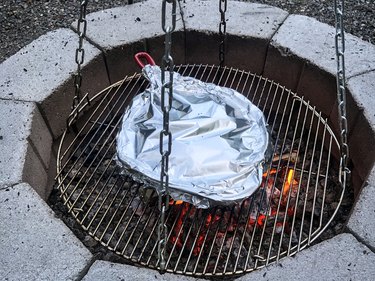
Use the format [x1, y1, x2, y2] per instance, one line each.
[264, 91, 295, 265]
[287, 97, 309, 255]
[308, 114, 325, 244]
[58, 76, 128, 172]
[58, 74, 142, 196]
[252, 85, 290, 268]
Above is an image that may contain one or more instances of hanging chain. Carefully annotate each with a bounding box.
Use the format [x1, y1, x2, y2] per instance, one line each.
[334, 0, 350, 185]
[72, 0, 89, 113]
[219, 0, 227, 67]
[158, 0, 176, 271]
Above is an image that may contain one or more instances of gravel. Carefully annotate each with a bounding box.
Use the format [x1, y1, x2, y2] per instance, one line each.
[0, 0, 374, 64]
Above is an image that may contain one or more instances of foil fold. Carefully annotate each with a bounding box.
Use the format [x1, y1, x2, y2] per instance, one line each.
[117, 65, 269, 208]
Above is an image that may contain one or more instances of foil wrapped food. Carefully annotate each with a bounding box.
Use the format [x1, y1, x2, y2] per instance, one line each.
[117, 65, 269, 208]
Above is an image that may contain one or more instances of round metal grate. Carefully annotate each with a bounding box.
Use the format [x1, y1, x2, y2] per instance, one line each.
[56, 65, 345, 277]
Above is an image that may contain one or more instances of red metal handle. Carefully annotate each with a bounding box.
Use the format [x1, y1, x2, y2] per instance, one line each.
[134, 52, 156, 68]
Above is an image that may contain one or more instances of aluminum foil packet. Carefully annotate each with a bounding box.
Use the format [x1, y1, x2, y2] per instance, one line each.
[117, 65, 269, 208]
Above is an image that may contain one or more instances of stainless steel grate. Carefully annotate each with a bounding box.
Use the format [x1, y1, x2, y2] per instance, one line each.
[56, 65, 344, 277]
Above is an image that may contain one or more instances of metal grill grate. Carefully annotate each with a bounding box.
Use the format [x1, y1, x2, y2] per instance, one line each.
[56, 65, 344, 277]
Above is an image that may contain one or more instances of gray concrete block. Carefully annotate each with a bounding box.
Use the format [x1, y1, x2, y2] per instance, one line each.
[0, 100, 34, 187]
[350, 167, 365, 199]
[237, 234, 375, 281]
[347, 112, 375, 180]
[27, 102, 52, 169]
[82, 260, 201, 281]
[145, 32, 186, 68]
[102, 32, 186, 86]
[0, 100, 53, 199]
[0, 28, 100, 102]
[182, 1, 288, 73]
[347, 70, 375, 129]
[347, 183, 375, 251]
[46, 151, 57, 201]
[0, 183, 92, 281]
[99, 41, 147, 83]
[22, 143, 48, 200]
[263, 45, 304, 91]
[297, 64, 337, 117]
[265, 15, 375, 121]
[92, 35, 185, 84]
[269, 15, 375, 79]
[329, 86, 362, 146]
[78, 0, 185, 82]
[334, 71, 375, 183]
[0, 28, 108, 138]
[185, 32, 269, 74]
[329, 71, 375, 148]
[182, 1, 288, 39]
[80, 0, 184, 50]
[0, 100, 31, 187]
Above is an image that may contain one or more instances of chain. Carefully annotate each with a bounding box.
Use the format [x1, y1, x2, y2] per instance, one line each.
[219, 0, 227, 67]
[72, 0, 89, 114]
[334, 0, 350, 185]
[158, 0, 176, 271]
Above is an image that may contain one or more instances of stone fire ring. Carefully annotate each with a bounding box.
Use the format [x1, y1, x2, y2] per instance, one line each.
[0, 0, 374, 280]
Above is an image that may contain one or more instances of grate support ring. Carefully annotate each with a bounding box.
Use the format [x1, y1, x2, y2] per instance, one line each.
[56, 65, 345, 277]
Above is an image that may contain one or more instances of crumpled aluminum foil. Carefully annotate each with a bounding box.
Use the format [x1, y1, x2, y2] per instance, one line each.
[117, 65, 269, 208]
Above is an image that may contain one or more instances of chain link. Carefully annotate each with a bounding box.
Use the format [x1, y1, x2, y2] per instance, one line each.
[72, 0, 89, 113]
[158, 0, 176, 271]
[219, 0, 227, 67]
[334, 0, 350, 185]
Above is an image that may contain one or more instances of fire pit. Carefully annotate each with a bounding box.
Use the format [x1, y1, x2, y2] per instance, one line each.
[48, 0, 372, 279]
[1, 0, 375, 280]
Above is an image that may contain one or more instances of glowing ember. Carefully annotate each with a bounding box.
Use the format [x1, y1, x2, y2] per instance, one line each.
[263, 168, 277, 177]
[283, 169, 298, 197]
[166, 165, 300, 257]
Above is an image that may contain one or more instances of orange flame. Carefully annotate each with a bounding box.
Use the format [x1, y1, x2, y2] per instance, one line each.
[282, 169, 298, 197]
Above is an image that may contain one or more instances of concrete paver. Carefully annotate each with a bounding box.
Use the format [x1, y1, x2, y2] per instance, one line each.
[0, 29, 100, 102]
[79, 0, 185, 83]
[79, 0, 183, 50]
[347, 70, 375, 129]
[0, 183, 93, 281]
[265, 15, 375, 116]
[182, 1, 288, 39]
[331, 71, 375, 139]
[182, 0, 288, 73]
[345, 70, 375, 181]
[0, 100, 52, 199]
[82, 260, 201, 281]
[347, 111, 375, 181]
[0, 28, 107, 137]
[270, 15, 375, 78]
[0, 100, 34, 188]
[347, 166, 375, 251]
[23, 142, 49, 199]
[237, 234, 375, 281]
